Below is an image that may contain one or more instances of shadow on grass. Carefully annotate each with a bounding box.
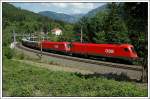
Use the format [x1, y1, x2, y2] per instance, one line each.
[74, 72, 142, 83]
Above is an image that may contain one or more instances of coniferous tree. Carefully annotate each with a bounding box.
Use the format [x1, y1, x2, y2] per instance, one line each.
[123, 2, 148, 82]
[103, 3, 128, 43]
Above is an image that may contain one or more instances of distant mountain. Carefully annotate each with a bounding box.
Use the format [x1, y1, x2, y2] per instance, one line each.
[39, 11, 84, 23]
[71, 14, 85, 19]
[38, 4, 106, 23]
[85, 4, 107, 18]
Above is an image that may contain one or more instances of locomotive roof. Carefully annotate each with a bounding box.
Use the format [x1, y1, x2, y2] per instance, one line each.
[72, 42, 133, 47]
[22, 38, 38, 43]
[42, 40, 70, 44]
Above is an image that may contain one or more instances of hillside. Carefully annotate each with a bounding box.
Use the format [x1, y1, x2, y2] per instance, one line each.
[85, 4, 107, 18]
[2, 3, 74, 46]
[39, 11, 84, 23]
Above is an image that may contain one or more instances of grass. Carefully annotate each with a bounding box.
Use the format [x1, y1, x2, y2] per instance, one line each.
[3, 58, 148, 97]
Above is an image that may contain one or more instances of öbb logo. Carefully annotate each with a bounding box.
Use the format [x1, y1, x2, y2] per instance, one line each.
[105, 49, 114, 54]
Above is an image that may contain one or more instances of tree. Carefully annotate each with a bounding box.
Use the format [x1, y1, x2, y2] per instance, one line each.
[43, 24, 48, 34]
[93, 31, 106, 43]
[103, 3, 128, 43]
[123, 2, 148, 82]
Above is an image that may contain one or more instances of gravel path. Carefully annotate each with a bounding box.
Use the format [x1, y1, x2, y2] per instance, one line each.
[15, 45, 142, 81]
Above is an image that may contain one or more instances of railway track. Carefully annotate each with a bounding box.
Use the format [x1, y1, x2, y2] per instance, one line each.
[16, 43, 142, 71]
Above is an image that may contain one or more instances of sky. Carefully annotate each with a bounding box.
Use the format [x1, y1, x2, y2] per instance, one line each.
[10, 3, 106, 15]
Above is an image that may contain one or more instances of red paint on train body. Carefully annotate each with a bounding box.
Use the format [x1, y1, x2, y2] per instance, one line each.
[40, 41, 138, 60]
[70, 42, 138, 59]
[41, 40, 70, 52]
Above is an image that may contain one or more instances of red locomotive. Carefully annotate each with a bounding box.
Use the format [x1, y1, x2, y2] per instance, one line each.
[22, 38, 138, 62]
[41, 40, 70, 52]
[69, 42, 138, 60]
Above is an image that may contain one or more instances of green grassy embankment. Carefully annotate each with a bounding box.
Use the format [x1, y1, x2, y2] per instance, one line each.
[3, 58, 147, 97]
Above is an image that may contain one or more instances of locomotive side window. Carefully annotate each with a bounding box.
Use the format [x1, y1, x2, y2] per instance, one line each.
[124, 48, 129, 52]
[67, 43, 73, 48]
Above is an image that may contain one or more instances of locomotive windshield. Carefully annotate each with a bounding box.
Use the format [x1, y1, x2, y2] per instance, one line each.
[124, 48, 129, 52]
[67, 43, 73, 48]
[131, 47, 136, 53]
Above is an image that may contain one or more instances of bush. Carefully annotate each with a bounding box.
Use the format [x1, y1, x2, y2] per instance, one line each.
[4, 47, 14, 59]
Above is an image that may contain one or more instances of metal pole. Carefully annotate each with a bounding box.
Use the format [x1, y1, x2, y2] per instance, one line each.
[40, 30, 43, 58]
[80, 26, 83, 43]
[30, 32, 31, 40]
[13, 30, 16, 43]
[23, 32, 24, 38]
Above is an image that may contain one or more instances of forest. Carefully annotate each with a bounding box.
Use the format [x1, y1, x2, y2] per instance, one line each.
[2, 2, 148, 81]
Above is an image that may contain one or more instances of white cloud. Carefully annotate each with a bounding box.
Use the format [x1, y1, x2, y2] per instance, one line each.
[39, 3, 96, 14]
[41, 3, 68, 8]
[41, 3, 95, 9]
[69, 3, 97, 14]
[51, 3, 68, 8]
[41, 3, 49, 6]
[72, 9, 82, 14]
[86, 3, 94, 9]
[71, 3, 83, 6]
[40, 3, 67, 8]
[69, 3, 94, 9]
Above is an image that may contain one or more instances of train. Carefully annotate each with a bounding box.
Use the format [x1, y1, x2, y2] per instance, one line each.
[22, 38, 138, 63]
